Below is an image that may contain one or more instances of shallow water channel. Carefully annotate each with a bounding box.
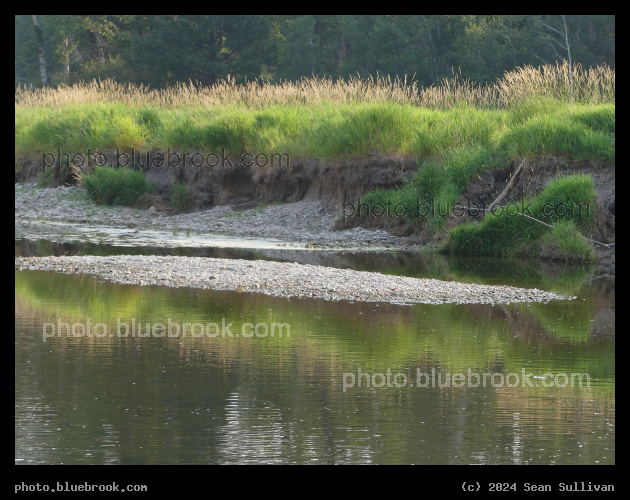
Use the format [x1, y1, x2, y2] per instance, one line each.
[15, 239, 614, 465]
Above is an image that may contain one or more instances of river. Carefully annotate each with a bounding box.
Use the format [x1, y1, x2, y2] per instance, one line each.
[15, 239, 614, 465]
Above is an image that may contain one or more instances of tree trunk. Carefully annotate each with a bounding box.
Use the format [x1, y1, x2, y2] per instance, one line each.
[63, 34, 71, 82]
[94, 31, 105, 62]
[562, 16, 574, 102]
[32, 15, 48, 87]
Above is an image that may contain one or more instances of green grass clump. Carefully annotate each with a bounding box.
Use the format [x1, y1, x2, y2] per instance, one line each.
[83, 166, 153, 206]
[15, 100, 614, 163]
[15, 103, 149, 154]
[169, 182, 193, 212]
[360, 145, 500, 232]
[444, 173, 596, 260]
[499, 114, 614, 161]
[306, 102, 420, 158]
[569, 103, 615, 135]
[412, 107, 503, 156]
[533, 173, 596, 230]
[541, 220, 595, 262]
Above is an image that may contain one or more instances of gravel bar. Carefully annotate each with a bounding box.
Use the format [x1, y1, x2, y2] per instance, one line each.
[15, 255, 573, 305]
[15, 184, 409, 250]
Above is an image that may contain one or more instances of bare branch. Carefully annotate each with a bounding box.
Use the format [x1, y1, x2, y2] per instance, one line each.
[532, 52, 549, 65]
[540, 20, 566, 38]
[488, 159, 526, 212]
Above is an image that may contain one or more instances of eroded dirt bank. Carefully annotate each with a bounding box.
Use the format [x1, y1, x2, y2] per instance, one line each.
[15, 153, 417, 210]
[15, 154, 614, 264]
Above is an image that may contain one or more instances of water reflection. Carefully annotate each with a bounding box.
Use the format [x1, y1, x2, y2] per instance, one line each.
[15, 237, 612, 293]
[16, 255, 614, 464]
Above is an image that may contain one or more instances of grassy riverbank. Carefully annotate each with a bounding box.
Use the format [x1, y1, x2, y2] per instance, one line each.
[15, 63, 614, 162]
[15, 63, 614, 262]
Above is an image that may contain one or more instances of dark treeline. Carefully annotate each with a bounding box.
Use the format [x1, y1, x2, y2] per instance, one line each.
[15, 15, 615, 89]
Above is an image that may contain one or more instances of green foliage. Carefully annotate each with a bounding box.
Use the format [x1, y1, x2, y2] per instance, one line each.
[499, 109, 615, 161]
[570, 104, 615, 135]
[541, 220, 595, 262]
[358, 146, 501, 234]
[15, 15, 615, 89]
[16, 93, 614, 163]
[444, 174, 597, 260]
[131, 15, 275, 88]
[36, 168, 54, 188]
[533, 173, 596, 229]
[169, 182, 192, 212]
[82, 166, 153, 205]
[412, 107, 503, 155]
[134, 106, 162, 135]
[15, 103, 148, 154]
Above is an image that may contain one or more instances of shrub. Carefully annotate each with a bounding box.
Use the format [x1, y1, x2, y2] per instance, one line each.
[444, 173, 597, 259]
[169, 182, 193, 212]
[83, 166, 153, 205]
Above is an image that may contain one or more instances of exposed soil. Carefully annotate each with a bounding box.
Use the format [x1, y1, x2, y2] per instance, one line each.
[15, 151, 417, 210]
[447, 158, 615, 243]
[335, 157, 615, 263]
[15, 153, 614, 265]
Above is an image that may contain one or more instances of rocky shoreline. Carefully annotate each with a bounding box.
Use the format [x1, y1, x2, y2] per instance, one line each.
[15, 255, 572, 305]
[13, 182, 607, 305]
[15, 184, 411, 250]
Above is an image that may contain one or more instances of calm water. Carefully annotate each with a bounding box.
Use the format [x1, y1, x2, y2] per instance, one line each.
[15, 239, 614, 465]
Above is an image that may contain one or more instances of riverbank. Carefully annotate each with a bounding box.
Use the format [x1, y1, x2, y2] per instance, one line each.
[15, 183, 410, 251]
[14, 66, 614, 264]
[14, 178, 615, 274]
[15, 65, 615, 163]
[14, 255, 572, 305]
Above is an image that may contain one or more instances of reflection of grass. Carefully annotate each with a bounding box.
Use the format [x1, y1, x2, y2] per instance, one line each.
[16, 266, 609, 375]
[347, 252, 596, 293]
[540, 263, 594, 297]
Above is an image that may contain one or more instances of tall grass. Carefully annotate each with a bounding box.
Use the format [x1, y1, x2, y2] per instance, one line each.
[15, 103, 150, 154]
[15, 73, 423, 109]
[15, 100, 615, 162]
[15, 62, 614, 164]
[498, 105, 615, 161]
[16, 62, 614, 109]
[495, 63, 615, 106]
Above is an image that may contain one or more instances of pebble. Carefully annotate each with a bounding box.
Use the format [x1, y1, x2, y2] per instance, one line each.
[15, 255, 573, 306]
[14, 183, 410, 250]
[14, 183, 576, 305]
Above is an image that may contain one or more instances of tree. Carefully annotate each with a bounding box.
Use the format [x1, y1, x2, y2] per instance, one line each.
[130, 15, 275, 87]
[31, 15, 48, 86]
[274, 15, 347, 81]
[15, 15, 615, 89]
[540, 15, 574, 100]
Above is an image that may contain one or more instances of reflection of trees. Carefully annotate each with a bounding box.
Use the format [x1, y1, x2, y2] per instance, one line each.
[15, 266, 614, 464]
